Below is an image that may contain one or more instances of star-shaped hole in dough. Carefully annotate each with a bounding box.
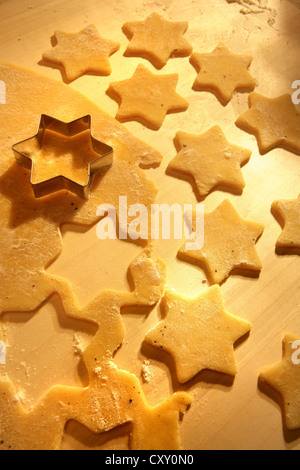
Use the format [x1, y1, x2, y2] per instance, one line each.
[259, 334, 300, 431]
[107, 64, 189, 130]
[122, 12, 193, 69]
[145, 286, 252, 383]
[0, 254, 192, 450]
[1, 294, 97, 409]
[167, 126, 252, 199]
[190, 43, 256, 105]
[236, 93, 300, 155]
[178, 199, 264, 285]
[0, 138, 158, 314]
[42, 25, 120, 82]
[272, 194, 300, 255]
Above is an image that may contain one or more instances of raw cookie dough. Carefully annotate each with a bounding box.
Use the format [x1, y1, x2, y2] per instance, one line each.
[145, 286, 252, 383]
[0, 62, 162, 315]
[42, 25, 120, 82]
[259, 334, 300, 431]
[190, 43, 256, 105]
[178, 199, 264, 285]
[0, 62, 162, 172]
[0, 64, 163, 323]
[0, 138, 158, 314]
[0, 64, 191, 450]
[167, 126, 252, 199]
[108, 64, 189, 130]
[122, 12, 193, 69]
[13, 125, 112, 199]
[19, 129, 101, 187]
[272, 194, 300, 253]
[236, 93, 300, 155]
[0, 253, 192, 450]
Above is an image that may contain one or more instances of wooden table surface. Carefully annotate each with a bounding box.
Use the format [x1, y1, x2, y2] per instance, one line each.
[1, 0, 300, 450]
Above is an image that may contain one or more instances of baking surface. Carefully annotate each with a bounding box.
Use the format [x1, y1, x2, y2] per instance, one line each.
[0, 0, 300, 450]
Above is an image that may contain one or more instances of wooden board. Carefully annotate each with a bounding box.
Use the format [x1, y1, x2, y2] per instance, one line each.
[1, 0, 300, 450]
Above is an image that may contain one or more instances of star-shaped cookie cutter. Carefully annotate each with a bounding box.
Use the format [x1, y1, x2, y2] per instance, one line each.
[12, 115, 113, 199]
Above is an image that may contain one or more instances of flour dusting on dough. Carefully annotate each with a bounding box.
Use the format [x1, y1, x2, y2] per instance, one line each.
[73, 334, 84, 356]
[227, 0, 277, 25]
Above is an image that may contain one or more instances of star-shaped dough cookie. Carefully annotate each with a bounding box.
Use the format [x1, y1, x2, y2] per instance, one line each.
[178, 199, 264, 285]
[167, 126, 252, 199]
[145, 286, 252, 383]
[272, 194, 300, 253]
[42, 25, 120, 82]
[122, 12, 193, 69]
[259, 334, 300, 430]
[236, 93, 300, 155]
[107, 64, 189, 130]
[190, 43, 256, 105]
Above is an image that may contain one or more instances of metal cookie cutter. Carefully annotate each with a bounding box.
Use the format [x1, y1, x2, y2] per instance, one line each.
[12, 115, 113, 199]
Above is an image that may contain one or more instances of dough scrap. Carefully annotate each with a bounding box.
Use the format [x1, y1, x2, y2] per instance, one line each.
[145, 286, 252, 383]
[272, 194, 300, 253]
[108, 64, 189, 130]
[122, 12, 193, 69]
[0, 64, 160, 318]
[42, 25, 120, 82]
[178, 199, 264, 285]
[0, 139, 158, 314]
[167, 126, 252, 199]
[0, 254, 192, 450]
[0, 63, 192, 450]
[190, 43, 256, 105]
[0, 63, 162, 314]
[259, 334, 300, 431]
[236, 93, 300, 155]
